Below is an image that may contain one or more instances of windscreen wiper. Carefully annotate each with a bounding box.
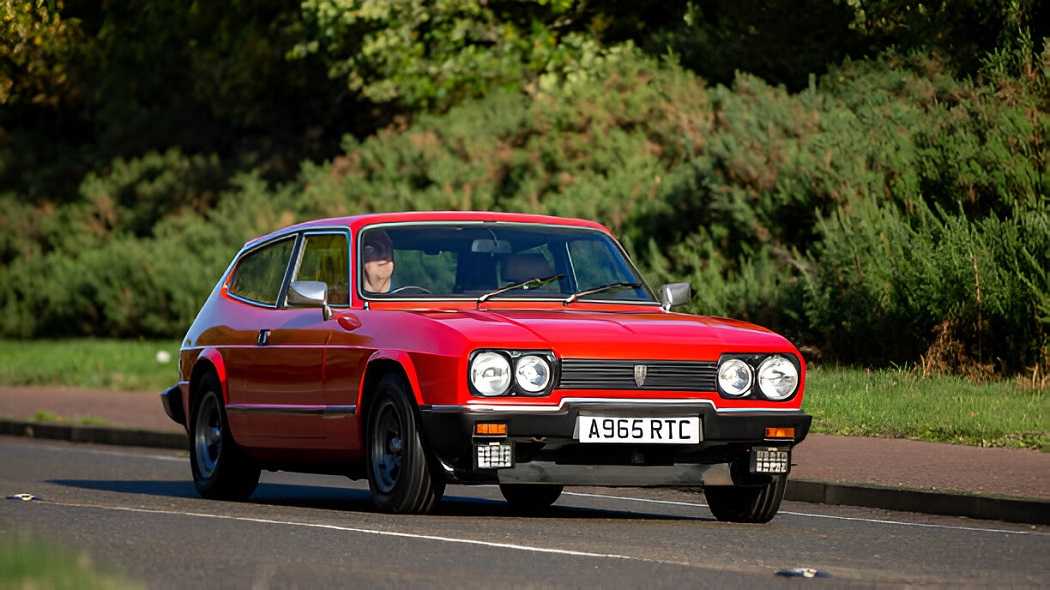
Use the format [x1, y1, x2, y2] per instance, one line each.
[562, 282, 641, 305]
[477, 273, 564, 305]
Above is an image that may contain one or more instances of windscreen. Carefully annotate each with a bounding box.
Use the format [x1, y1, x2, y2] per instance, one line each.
[358, 224, 655, 302]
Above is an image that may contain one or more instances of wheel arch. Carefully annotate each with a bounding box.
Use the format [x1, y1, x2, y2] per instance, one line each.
[357, 351, 424, 423]
[189, 347, 229, 408]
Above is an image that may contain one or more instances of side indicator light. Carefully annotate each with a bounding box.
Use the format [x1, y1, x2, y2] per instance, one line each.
[475, 422, 508, 436]
[765, 427, 796, 440]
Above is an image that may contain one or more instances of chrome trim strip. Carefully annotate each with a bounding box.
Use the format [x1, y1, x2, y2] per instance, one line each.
[226, 403, 356, 416]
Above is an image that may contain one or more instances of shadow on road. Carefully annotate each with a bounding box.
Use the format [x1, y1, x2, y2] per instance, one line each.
[47, 479, 709, 521]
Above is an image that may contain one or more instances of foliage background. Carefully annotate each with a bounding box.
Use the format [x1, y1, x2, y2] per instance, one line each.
[1, 0, 1047, 376]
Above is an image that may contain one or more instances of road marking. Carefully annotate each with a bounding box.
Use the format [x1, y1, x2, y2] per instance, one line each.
[562, 491, 1050, 537]
[29, 499, 685, 566]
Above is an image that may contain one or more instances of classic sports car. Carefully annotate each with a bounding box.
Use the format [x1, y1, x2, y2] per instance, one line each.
[162, 211, 810, 522]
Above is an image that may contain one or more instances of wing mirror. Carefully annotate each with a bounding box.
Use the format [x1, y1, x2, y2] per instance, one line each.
[660, 282, 691, 311]
[288, 280, 332, 321]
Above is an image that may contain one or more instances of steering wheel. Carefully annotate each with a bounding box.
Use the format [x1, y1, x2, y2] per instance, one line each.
[389, 285, 432, 295]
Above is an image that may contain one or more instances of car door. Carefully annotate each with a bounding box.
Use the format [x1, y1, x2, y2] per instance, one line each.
[224, 233, 326, 444]
[291, 230, 372, 450]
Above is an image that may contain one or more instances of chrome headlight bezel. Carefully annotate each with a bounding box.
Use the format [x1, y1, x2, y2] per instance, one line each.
[468, 350, 558, 397]
[716, 353, 801, 402]
[717, 358, 754, 397]
[756, 355, 800, 401]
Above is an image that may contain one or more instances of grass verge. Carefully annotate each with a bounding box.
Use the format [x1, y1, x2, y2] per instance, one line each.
[0, 339, 179, 392]
[0, 537, 142, 590]
[804, 365, 1049, 452]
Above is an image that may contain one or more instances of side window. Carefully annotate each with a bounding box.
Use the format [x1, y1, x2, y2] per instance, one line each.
[294, 233, 349, 305]
[229, 237, 295, 305]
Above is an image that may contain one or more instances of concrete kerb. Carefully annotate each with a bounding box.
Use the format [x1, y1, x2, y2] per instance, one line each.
[3, 418, 1047, 526]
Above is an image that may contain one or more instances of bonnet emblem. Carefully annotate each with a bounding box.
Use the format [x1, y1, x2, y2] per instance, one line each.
[634, 365, 648, 387]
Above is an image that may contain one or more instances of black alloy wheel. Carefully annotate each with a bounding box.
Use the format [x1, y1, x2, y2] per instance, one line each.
[189, 373, 260, 500]
[704, 475, 787, 523]
[499, 484, 563, 512]
[366, 373, 445, 513]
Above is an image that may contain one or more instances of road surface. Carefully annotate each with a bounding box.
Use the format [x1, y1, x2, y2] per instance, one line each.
[2, 436, 1048, 588]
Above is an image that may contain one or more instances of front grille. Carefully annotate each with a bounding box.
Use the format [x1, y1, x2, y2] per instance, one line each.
[558, 359, 718, 391]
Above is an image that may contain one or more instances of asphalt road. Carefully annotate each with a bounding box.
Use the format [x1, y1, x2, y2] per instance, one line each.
[2, 436, 1049, 588]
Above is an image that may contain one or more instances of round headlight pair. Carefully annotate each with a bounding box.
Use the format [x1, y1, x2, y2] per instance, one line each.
[470, 352, 551, 396]
[718, 355, 798, 400]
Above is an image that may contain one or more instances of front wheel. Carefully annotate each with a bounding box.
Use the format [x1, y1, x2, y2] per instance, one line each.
[189, 374, 260, 500]
[366, 373, 445, 513]
[499, 484, 563, 512]
[704, 475, 786, 523]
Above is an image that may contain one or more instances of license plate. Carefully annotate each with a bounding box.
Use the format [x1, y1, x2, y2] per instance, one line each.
[576, 416, 701, 444]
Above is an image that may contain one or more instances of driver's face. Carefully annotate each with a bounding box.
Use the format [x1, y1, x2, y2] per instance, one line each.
[364, 258, 394, 292]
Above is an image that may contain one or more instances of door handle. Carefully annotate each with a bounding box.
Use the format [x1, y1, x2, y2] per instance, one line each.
[257, 329, 271, 345]
[337, 314, 362, 331]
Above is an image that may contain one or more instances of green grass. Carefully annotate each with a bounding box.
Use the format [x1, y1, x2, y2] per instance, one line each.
[0, 339, 179, 392]
[0, 339, 1046, 451]
[804, 366, 1050, 452]
[0, 537, 142, 590]
[31, 410, 111, 427]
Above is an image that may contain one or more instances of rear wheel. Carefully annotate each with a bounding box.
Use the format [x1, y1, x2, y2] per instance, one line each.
[499, 484, 563, 511]
[366, 373, 445, 513]
[704, 476, 786, 523]
[189, 374, 260, 500]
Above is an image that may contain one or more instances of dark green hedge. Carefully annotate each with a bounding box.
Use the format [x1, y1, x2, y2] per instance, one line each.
[1, 48, 1047, 374]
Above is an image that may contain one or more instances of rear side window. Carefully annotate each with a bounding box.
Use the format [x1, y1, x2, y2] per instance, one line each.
[228, 237, 295, 305]
[293, 233, 350, 305]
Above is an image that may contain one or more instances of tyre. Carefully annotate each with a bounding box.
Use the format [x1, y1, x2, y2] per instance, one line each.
[189, 373, 260, 500]
[704, 475, 787, 523]
[499, 484, 563, 512]
[366, 373, 445, 513]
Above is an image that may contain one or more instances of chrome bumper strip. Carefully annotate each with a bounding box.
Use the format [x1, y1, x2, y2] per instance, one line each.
[427, 398, 800, 415]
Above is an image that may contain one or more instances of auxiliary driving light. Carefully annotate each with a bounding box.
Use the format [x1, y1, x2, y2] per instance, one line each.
[476, 441, 513, 469]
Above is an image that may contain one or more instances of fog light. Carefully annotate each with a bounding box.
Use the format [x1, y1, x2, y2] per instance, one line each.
[476, 441, 513, 469]
[750, 447, 790, 474]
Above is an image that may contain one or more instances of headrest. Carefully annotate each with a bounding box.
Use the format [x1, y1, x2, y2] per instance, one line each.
[502, 253, 553, 284]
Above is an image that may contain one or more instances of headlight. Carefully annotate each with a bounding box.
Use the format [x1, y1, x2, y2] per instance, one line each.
[718, 358, 753, 397]
[514, 355, 551, 393]
[757, 355, 799, 400]
[470, 352, 512, 396]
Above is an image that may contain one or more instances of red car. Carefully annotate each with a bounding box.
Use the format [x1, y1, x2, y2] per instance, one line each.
[162, 211, 810, 522]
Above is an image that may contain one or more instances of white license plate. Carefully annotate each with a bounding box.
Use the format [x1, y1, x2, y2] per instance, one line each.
[576, 416, 702, 444]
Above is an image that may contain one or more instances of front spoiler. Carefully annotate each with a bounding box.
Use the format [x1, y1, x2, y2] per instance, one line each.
[497, 461, 734, 487]
[160, 384, 185, 426]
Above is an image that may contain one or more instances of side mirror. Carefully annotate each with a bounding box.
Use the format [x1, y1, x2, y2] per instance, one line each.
[660, 282, 691, 310]
[288, 280, 332, 321]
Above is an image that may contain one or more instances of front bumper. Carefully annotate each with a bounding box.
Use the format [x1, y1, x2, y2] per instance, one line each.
[419, 400, 811, 486]
[160, 384, 185, 426]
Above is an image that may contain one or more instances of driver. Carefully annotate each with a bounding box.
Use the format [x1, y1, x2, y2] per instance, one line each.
[362, 230, 395, 293]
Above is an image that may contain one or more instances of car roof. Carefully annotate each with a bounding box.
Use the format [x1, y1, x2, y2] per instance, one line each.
[243, 211, 611, 249]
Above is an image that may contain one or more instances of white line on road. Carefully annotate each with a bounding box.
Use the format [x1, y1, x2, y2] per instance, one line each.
[30, 499, 684, 566]
[562, 491, 1050, 537]
[1, 440, 185, 462]
[9, 438, 1046, 538]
